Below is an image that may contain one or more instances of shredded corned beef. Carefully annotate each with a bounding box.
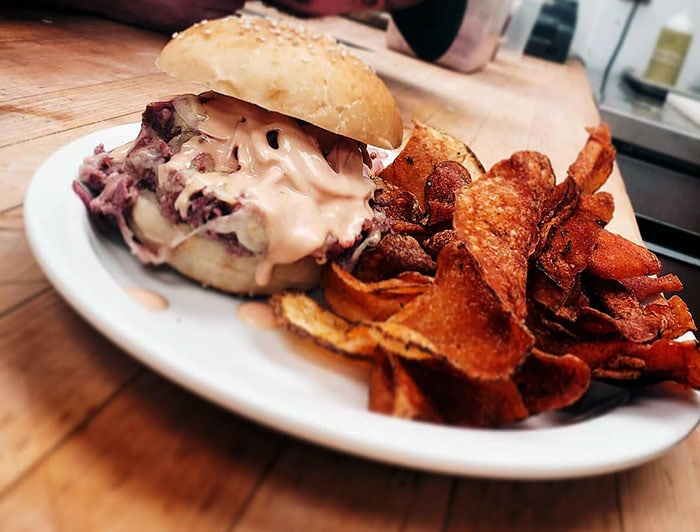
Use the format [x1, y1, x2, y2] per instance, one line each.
[74, 91, 385, 267]
[75, 95, 223, 263]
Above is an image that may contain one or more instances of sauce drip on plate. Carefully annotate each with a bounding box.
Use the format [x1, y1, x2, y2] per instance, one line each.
[237, 301, 279, 329]
[125, 287, 169, 311]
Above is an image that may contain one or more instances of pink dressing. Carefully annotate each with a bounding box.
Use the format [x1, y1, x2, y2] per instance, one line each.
[157, 94, 374, 286]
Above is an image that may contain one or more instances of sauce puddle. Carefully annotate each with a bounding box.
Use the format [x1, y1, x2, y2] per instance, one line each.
[237, 301, 279, 329]
[125, 287, 169, 311]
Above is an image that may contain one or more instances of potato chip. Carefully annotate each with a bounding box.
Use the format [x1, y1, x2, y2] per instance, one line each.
[380, 121, 471, 211]
[645, 295, 697, 339]
[269, 122, 700, 429]
[411, 364, 529, 427]
[388, 241, 534, 379]
[639, 340, 700, 387]
[620, 274, 683, 301]
[371, 177, 423, 232]
[364, 321, 440, 363]
[368, 352, 396, 414]
[321, 262, 430, 322]
[369, 352, 442, 422]
[558, 339, 700, 388]
[587, 277, 664, 343]
[353, 233, 436, 282]
[514, 348, 590, 415]
[566, 124, 616, 194]
[588, 230, 662, 280]
[460, 144, 486, 181]
[536, 178, 580, 257]
[532, 192, 614, 309]
[526, 298, 582, 345]
[269, 292, 376, 360]
[570, 306, 619, 336]
[535, 124, 614, 260]
[454, 151, 556, 319]
[528, 270, 587, 323]
[593, 356, 645, 381]
[424, 161, 471, 226]
[421, 229, 457, 260]
[379, 355, 528, 427]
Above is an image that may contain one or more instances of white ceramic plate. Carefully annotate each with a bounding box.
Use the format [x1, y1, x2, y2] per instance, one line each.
[24, 124, 700, 480]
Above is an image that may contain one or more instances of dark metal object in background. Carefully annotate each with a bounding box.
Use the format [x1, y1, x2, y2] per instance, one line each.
[615, 152, 700, 321]
[391, 0, 467, 61]
[524, 0, 577, 63]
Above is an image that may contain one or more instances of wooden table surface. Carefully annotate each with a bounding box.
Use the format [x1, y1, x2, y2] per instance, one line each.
[2, 5, 699, 531]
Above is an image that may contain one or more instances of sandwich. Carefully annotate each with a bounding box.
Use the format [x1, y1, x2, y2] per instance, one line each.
[74, 15, 403, 295]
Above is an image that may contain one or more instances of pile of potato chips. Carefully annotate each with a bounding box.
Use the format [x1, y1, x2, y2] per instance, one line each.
[271, 122, 699, 427]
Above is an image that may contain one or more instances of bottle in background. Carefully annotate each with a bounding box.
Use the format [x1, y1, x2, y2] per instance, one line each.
[643, 11, 693, 87]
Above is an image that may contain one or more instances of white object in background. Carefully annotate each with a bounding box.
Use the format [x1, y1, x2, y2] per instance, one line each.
[498, 0, 543, 59]
[386, 0, 511, 73]
[666, 92, 700, 128]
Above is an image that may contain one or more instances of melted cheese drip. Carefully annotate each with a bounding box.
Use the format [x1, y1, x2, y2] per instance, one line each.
[157, 94, 374, 286]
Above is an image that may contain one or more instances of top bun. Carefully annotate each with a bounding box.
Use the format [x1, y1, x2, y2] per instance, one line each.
[156, 15, 403, 149]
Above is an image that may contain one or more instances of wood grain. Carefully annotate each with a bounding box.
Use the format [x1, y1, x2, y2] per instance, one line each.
[0, 371, 282, 531]
[618, 429, 700, 532]
[0, 206, 49, 314]
[0, 113, 141, 211]
[445, 476, 621, 531]
[0, 74, 203, 149]
[0, 291, 140, 493]
[234, 442, 452, 531]
[0, 9, 166, 101]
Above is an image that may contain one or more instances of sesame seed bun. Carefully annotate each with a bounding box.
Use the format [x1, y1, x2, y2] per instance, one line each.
[155, 15, 403, 149]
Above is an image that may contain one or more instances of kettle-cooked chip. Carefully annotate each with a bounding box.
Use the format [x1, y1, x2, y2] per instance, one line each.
[353, 233, 436, 282]
[555, 339, 700, 388]
[270, 292, 376, 360]
[421, 229, 458, 260]
[424, 161, 472, 226]
[388, 241, 533, 379]
[372, 353, 529, 427]
[588, 230, 662, 280]
[567, 123, 616, 195]
[369, 352, 442, 422]
[514, 348, 590, 415]
[645, 295, 697, 339]
[454, 151, 556, 319]
[322, 263, 431, 322]
[380, 121, 473, 211]
[620, 274, 683, 301]
[533, 192, 614, 309]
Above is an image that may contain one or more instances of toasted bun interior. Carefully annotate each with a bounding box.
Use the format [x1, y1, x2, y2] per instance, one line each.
[130, 192, 321, 296]
[156, 15, 403, 149]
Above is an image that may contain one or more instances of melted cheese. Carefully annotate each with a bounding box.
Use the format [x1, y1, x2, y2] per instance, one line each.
[157, 94, 374, 286]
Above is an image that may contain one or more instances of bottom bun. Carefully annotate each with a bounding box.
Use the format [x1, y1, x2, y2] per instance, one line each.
[129, 192, 321, 295]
